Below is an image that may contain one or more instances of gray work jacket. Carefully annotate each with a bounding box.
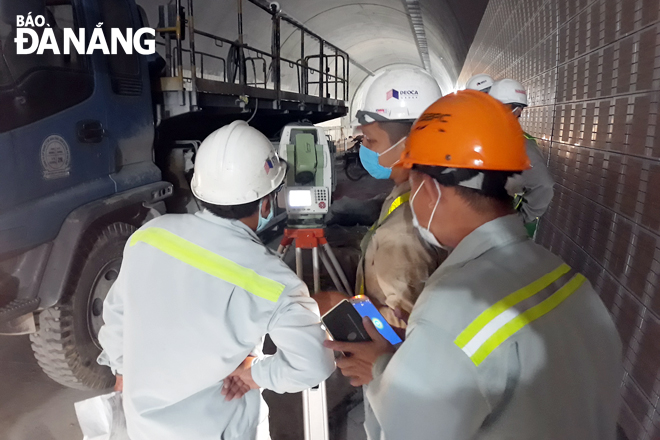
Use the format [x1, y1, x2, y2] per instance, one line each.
[364, 214, 621, 440]
[98, 210, 334, 440]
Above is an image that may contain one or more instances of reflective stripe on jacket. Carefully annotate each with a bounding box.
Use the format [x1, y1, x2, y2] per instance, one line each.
[364, 215, 621, 440]
[98, 210, 335, 440]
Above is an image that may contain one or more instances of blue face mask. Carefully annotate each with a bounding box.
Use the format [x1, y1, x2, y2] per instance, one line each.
[358, 136, 407, 180]
[257, 195, 274, 232]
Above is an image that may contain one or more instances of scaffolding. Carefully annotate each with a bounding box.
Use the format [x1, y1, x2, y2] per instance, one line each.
[153, 0, 350, 126]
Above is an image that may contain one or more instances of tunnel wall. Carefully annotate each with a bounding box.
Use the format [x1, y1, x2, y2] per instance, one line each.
[458, 0, 660, 438]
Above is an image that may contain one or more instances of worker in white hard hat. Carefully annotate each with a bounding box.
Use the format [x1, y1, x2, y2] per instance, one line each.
[326, 68, 446, 326]
[489, 78, 555, 237]
[465, 73, 495, 92]
[97, 121, 334, 440]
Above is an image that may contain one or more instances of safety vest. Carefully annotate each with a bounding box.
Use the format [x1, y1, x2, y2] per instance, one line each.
[454, 263, 585, 366]
[130, 227, 285, 302]
[358, 192, 411, 296]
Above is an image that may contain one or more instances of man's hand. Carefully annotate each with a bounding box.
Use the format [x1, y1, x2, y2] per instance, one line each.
[222, 356, 259, 401]
[323, 317, 396, 386]
[114, 375, 123, 392]
[394, 307, 410, 325]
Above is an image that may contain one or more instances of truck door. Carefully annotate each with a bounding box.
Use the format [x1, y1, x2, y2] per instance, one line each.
[96, 0, 161, 193]
[0, 0, 117, 255]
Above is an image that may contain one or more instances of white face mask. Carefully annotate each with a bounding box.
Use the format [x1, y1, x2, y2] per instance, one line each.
[410, 179, 450, 250]
[379, 135, 406, 166]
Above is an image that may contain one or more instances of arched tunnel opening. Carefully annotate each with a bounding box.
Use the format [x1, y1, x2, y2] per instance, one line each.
[0, 0, 658, 439]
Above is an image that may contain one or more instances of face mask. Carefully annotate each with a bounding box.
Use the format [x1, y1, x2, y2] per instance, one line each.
[358, 136, 406, 180]
[257, 194, 274, 232]
[410, 180, 448, 250]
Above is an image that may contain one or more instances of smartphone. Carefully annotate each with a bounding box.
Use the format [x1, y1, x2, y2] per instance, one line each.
[322, 296, 403, 346]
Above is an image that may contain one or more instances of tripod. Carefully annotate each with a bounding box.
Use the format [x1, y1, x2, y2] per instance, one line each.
[278, 228, 352, 440]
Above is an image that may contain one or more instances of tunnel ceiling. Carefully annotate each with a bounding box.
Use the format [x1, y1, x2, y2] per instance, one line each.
[139, 0, 488, 108]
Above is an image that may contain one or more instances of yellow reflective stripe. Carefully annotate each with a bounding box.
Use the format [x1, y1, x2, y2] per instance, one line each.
[513, 194, 524, 210]
[523, 132, 535, 140]
[470, 274, 586, 366]
[361, 192, 411, 295]
[387, 193, 410, 216]
[455, 264, 571, 349]
[130, 227, 285, 302]
[369, 192, 411, 232]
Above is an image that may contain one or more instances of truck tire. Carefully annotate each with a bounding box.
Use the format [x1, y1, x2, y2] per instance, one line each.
[30, 222, 136, 390]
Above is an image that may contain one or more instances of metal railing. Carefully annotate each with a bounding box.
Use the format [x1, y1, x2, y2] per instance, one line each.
[155, 0, 350, 104]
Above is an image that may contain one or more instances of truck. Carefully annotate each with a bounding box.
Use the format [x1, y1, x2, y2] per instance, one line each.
[0, 0, 349, 389]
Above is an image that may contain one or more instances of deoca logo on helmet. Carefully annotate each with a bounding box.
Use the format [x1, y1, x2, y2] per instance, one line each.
[13, 12, 156, 55]
[386, 89, 419, 100]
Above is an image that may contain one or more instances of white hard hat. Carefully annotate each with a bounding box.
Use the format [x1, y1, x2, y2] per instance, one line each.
[354, 68, 442, 126]
[489, 79, 528, 107]
[465, 74, 494, 92]
[191, 121, 286, 205]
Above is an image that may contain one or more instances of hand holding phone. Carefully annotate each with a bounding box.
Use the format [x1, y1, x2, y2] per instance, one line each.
[321, 296, 402, 346]
[322, 297, 400, 387]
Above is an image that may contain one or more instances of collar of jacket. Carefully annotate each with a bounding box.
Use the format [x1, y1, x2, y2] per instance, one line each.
[195, 209, 261, 243]
[387, 180, 412, 202]
[429, 214, 528, 283]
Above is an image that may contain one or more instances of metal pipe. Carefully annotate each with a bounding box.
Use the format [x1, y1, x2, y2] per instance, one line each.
[322, 243, 352, 294]
[312, 247, 320, 294]
[318, 42, 324, 99]
[164, 33, 172, 75]
[175, 0, 183, 80]
[301, 30, 306, 94]
[187, 0, 197, 97]
[237, 0, 244, 45]
[334, 53, 338, 99]
[272, 12, 281, 106]
[295, 248, 303, 279]
[175, 0, 184, 104]
[345, 54, 350, 100]
[319, 249, 345, 293]
[237, 0, 247, 85]
[278, 244, 291, 260]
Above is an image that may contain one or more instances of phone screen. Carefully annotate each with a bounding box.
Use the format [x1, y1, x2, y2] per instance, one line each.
[352, 300, 403, 345]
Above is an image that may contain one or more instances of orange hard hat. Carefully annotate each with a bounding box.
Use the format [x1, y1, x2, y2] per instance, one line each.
[399, 90, 530, 171]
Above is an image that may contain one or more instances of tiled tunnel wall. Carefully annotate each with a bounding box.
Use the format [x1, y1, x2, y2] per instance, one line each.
[458, 0, 660, 438]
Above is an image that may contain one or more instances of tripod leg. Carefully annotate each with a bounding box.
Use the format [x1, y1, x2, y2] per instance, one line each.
[279, 244, 291, 260]
[319, 249, 345, 293]
[295, 248, 303, 279]
[303, 382, 330, 440]
[322, 243, 353, 294]
[312, 247, 320, 294]
[300, 246, 329, 440]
